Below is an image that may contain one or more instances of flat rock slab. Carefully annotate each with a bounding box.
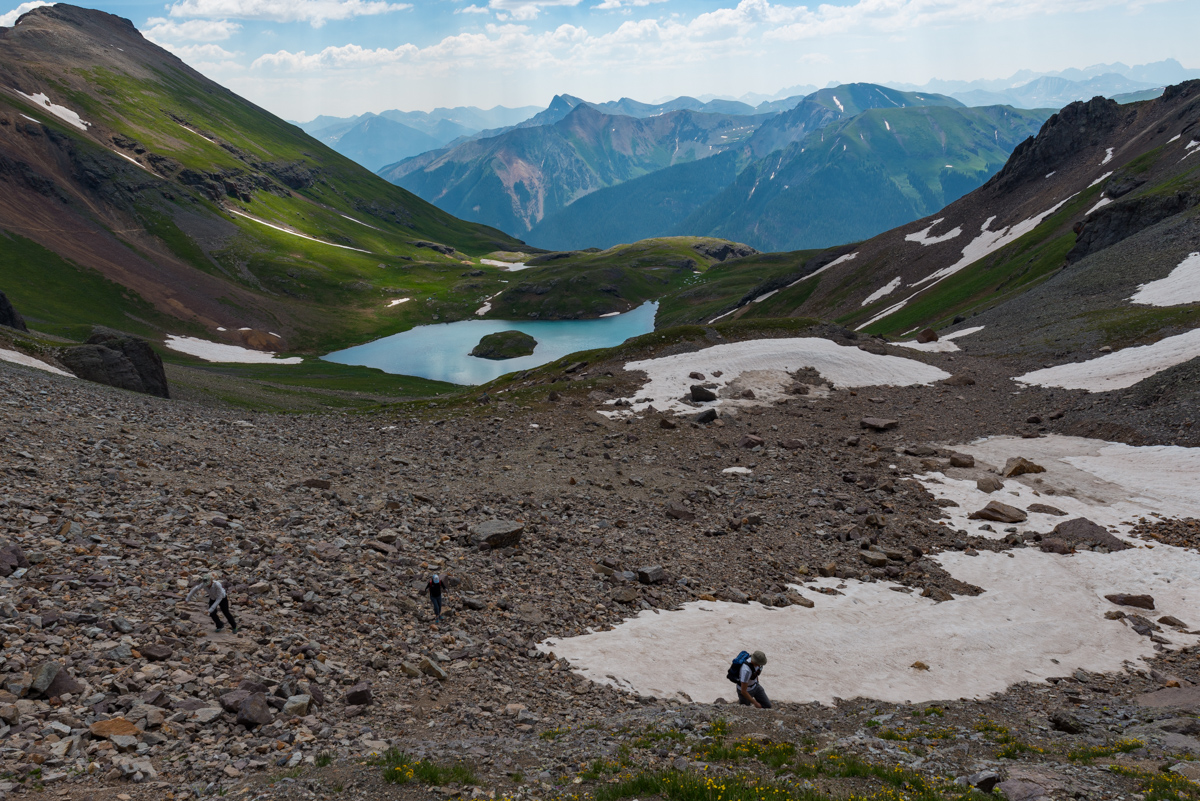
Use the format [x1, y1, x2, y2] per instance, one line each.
[89, 717, 140, 738]
[1136, 686, 1200, 709]
[469, 519, 524, 549]
[860, 417, 898, 431]
[1105, 593, 1155, 609]
[968, 500, 1028, 523]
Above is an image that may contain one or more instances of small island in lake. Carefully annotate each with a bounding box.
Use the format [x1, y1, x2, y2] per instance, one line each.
[469, 330, 537, 360]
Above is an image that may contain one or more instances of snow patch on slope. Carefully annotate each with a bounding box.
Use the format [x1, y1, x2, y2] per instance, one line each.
[15, 90, 89, 131]
[1016, 327, 1200, 391]
[1129, 252, 1200, 307]
[227, 209, 370, 253]
[904, 218, 963, 247]
[0, 348, 74, 377]
[164, 336, 302, 364]
[604, 338, 949, 417]
[895, 325, 985, 353]
[861, 277, 901, 306]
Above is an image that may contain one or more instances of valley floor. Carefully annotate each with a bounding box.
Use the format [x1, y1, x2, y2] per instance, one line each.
[1, 325, 1199, 801]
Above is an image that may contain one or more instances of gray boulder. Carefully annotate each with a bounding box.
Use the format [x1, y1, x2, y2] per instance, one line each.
[0, 290, 27, 331]
[59, 328, 169, 398]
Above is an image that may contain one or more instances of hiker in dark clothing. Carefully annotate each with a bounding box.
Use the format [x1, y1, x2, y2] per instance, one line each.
[426, 574, 445, 622]
[185, 573, 238, 634]
[737, 650, 770, 708]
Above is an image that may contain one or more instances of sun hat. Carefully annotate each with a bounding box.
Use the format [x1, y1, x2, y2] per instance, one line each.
[751, 651, 767, 666]
[432, 574, 440, 582]
[203, 573, 213, 585]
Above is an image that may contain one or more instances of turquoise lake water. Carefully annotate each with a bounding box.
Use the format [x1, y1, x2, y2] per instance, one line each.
[323, 301, 657, 385]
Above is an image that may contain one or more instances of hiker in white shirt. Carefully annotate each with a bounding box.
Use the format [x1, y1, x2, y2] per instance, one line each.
[185, 574, 238, 633]
[738, 650, 771, 708]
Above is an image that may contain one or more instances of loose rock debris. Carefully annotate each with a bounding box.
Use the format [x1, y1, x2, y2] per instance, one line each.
[2, 338, 1200, 801]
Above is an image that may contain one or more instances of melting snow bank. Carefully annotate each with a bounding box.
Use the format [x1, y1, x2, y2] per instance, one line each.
[604, 338, 950, 417]
[0, 348, 74, 378]
[1015, 327, 1200, 391]
[904, 218, 962, 246]
[1130, 252, 1200, 306]
[227, 209, 370, 253]
[894, 326, 984, 353]
[164, 336, 302, 364]
[480, 259, 532, 271]
[544, 435, 1200, 705]
[860, 277, 901, 306]
[16, 90, 90, 131]
[917, 434, 1200, 540]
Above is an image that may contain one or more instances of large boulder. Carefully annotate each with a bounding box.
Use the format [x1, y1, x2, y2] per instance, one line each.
[0, 541, 30, 577]
[236, 693, 273, 728]
[1052, 518, 1129, 552]
[469, 519, 524, 550]
[59, 327, 169, 398]
[0, 290, 27, 331]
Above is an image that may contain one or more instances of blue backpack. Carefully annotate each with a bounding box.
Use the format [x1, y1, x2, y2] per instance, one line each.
[726, 651, 751, 683]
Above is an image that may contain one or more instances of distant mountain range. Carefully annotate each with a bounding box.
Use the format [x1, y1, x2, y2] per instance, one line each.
[380, 101, 774, 238]
[384, 82, 1043, 252]
[900, 59, 1200, 110]
[292, 104, 541, 171]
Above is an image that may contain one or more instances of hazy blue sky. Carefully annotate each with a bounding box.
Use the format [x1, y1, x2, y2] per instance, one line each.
[2, 0, 1197, 120]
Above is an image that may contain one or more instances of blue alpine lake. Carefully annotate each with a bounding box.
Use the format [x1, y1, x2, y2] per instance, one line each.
[323, 301, 658, 385]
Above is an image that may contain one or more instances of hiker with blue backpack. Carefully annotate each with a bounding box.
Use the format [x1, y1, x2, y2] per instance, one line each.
[727, 650, 771, 708]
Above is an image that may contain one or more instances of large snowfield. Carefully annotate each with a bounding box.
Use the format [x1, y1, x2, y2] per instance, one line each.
[1016, 327, 1200, 391]
[544, 435, 1200, 705]
[606, 338, 950, 416]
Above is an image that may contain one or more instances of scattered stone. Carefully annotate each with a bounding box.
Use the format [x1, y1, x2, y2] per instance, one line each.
[89, 717, 141, 739]
[1002, 457, 1046, 477]
[236, 693, 273, 728]
[860, 417, 898, 431]
[665, 503, 696, 521]
[693, 408, 718, 424]
[636, 565, 665, 585]
[612, 587, 639, 604]
[1050, 711, 1084, 734]
[1052, 517, 1129, 551]
[948, 452, 975, 468]
[344, 683, 374, 705]
[976, 476, 1005, 493]
[968, 501, 1027, 523]
[1105, 593, 1155, 610]
[1027, 503, 1066, 516]
[738, 434, 765, 449]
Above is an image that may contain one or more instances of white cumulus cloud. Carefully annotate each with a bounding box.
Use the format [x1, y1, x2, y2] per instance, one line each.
[144, 17, 242, 41]
[165, 0, 411, 28]
[456, 3, 490, 12]
[488, 0, 581, 20]
[0, 0, 53, 27]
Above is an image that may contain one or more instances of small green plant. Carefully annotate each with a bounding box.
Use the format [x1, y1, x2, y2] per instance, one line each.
[372, 748, 478, 786]
[1068, 738, 1145, 764]
[580, 759, 623, 781]
[510, 771, 524, 783]
[997, 740, 1043, 759]
[541, 727, 569, 741]
[315, 751, 334, 768]
[1110, 764, 1200, 801]
[922, 706, 946, 717]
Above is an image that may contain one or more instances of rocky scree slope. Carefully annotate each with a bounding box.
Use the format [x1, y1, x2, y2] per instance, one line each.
[0, 5, 521, 352]
[2, 323, 1200, 798]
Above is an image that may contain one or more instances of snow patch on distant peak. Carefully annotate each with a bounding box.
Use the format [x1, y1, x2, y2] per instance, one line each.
[1087, 197, 1113, 215]
[1088, 171, 1113, 188]
[832, 95, 844, 112]
[16, 90, 89, 131]
[1101, 147, 1114, 166]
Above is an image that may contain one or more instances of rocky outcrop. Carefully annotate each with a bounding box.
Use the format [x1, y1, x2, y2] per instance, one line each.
[59, 327, 169, 398]
[987, 96, 1125, 193]
[0, 290, 28, 331]
[1067, 191, 1200, 264]
[692, 241, 758, 262]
